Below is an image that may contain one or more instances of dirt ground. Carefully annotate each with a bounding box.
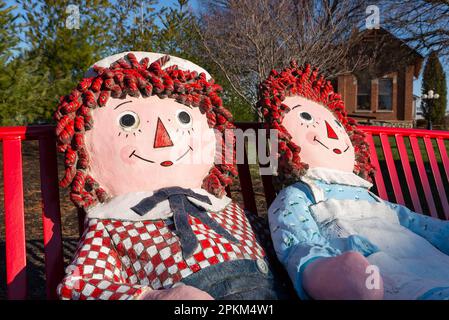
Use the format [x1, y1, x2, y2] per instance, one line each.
[0, 141, 268, 299]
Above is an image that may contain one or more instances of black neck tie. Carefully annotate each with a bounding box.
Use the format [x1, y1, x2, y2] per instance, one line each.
[130, 187, 239, 258]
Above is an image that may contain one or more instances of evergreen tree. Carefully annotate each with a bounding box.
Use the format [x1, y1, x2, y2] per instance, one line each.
[11, 0, 162, 124]
[16, 0, 120, 123]
[107, 0, 160, 52]
[421, 51, 447, 127]
[0, 0, 17, 64]
[0, 0, 25, 125]
[0, 54, 53, 125]
[0, 0, 254, 124]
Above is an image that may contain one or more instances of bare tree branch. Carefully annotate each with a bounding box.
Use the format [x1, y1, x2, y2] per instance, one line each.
[195, 0, 373, 109]
[379, 0, 449, 59]
[191, 20, 256, 112]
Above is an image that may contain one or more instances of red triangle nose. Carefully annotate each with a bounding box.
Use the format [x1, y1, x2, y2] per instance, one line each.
[154, 118, 173, 148]
[325, 121, 339, 140]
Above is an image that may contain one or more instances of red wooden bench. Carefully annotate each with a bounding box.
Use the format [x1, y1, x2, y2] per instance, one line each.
[1, 123, 449, 300]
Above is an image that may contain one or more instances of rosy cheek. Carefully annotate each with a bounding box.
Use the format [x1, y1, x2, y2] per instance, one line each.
[305, 130, 319, 144]
[120, 145, 137, 164]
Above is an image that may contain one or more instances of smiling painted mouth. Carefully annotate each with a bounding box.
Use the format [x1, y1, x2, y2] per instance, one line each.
[313, 136, 349, 155]
[129, 146, 193, 166]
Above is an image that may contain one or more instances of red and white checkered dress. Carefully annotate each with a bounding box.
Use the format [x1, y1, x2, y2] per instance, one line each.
[58, 201, 266, 300]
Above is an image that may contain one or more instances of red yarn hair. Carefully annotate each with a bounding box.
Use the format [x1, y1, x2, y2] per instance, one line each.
[55, 53, 237, 209]
[257, 61, 374, 184]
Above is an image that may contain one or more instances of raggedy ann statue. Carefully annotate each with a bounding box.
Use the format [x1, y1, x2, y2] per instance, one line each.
[56, 52, 285, 300]
[259, 61, 449, 300]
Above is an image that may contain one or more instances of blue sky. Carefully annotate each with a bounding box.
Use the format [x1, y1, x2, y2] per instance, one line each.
[5, 0, 448, 110]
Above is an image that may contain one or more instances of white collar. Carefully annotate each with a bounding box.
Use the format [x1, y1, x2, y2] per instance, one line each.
[303, 167, 373, 189]
[87, 188, 232, 221]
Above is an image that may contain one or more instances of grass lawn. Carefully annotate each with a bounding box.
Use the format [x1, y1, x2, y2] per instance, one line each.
[374, 136, 449, 166]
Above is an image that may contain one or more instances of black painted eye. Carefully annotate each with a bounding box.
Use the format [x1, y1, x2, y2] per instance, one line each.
[120, 114, 135, 127]
[118, 111, 139, 131]
[299, 112, 314, 123]
[176, 109, 192, 127]
[335, 120, 343, 127]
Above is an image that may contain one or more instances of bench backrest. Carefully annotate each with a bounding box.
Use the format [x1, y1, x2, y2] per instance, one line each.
[0, 126, 63, 300]
[1, 123, 448, 299]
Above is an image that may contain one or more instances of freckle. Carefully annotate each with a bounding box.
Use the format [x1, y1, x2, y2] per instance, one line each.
[133, 132, 136, 136]
[118, 132, 121, 136]
[126, 134, 129, 138]
[138, 129, 142, 132]
[146, 120, 149, 123]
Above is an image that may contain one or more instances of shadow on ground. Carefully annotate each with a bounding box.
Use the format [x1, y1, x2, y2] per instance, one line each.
[0, 238, 78, 299]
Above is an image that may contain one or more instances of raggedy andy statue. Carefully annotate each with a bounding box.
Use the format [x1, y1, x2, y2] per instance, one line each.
[55, 52, 285, 300]
[259, 61, 449, 300]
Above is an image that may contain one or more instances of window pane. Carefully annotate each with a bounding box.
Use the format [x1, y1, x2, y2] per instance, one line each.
[357, 74, 371, 110]
[379, 78, 392, 95]
[357, 95, 371, 110]
[378, 78, 392, 110]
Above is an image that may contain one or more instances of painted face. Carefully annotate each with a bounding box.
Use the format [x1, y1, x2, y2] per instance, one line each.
[282, 96, 355, 172]
[85, 95, 216, 196]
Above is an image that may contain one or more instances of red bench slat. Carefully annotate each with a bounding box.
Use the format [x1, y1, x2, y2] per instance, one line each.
[77, 208, 86, 237]
[260, 174, 276, 208]
[39, 136, 64, 299]
[409, 136, 439, 218]
[423, 137, 449, 220]
[2, 137, 27, 300]
[365, 132, 388, 200]
[237, 146, 258, 215]
[379, 133, 405, 205]
[257, 128, 276, 208]
[395, 135, 423, 213]
[436, 138, 449, 183]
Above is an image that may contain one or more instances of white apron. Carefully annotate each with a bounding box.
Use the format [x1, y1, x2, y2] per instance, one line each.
[310, 198, 449, 299]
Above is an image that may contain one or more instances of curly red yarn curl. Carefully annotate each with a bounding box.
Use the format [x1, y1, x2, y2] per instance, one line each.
[55, 53, 237, 209]
[257, 61, 374, 185]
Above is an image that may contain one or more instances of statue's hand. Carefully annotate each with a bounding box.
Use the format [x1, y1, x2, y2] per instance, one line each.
[138, 284, 214, 300]
[303, 251, 384, 300]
